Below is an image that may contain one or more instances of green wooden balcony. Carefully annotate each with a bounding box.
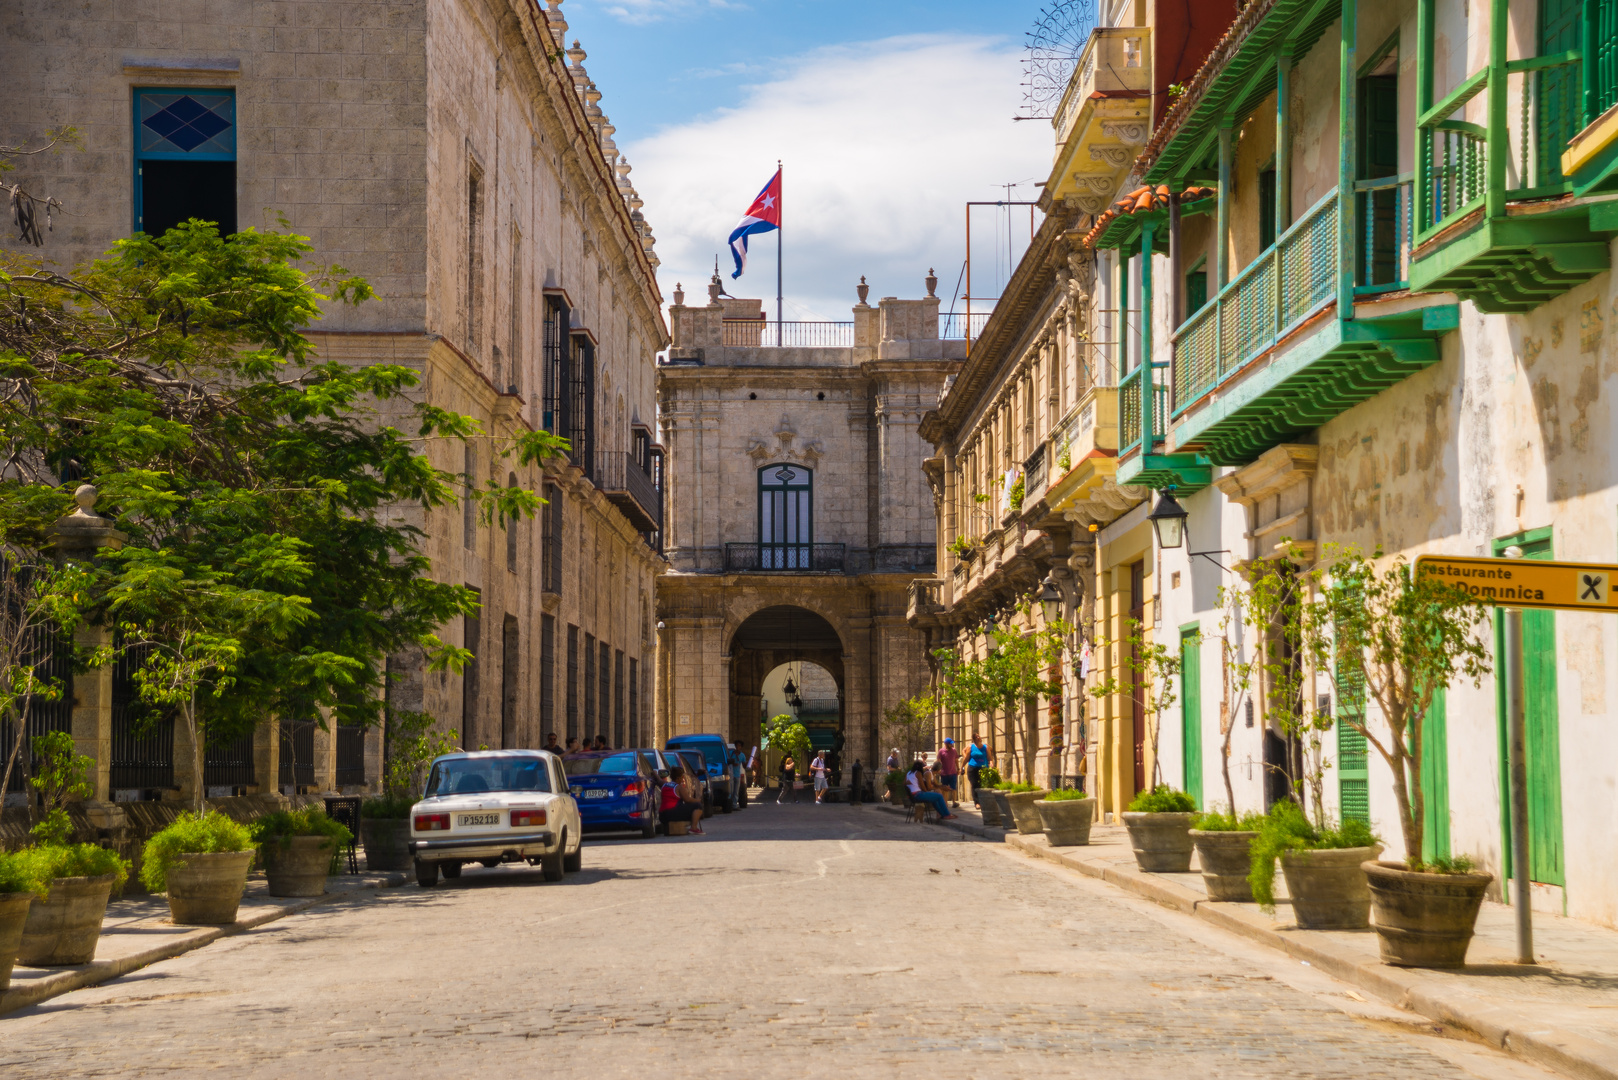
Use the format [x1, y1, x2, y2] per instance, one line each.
[1410, 0, 1617, 311]
[1164, 185, 1457, 467]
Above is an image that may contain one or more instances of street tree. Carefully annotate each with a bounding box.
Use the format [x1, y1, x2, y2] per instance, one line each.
[934, 610, 1065, 784]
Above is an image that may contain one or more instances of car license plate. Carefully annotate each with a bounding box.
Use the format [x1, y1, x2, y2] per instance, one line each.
[456, 812, 501, 828]
[581, 789, 610, 799]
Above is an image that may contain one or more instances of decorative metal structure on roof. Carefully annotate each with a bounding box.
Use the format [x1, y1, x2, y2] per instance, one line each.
[1020, 0, 1099, 121]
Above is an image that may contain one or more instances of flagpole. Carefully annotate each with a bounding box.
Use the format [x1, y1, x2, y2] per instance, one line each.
[776, 160, 783, 348]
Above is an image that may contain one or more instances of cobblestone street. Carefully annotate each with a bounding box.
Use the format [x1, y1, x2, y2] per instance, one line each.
[0, 806, 1562, 1079]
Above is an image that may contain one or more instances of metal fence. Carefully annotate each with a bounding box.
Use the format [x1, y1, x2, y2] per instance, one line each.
[939, 311, 992, 340]
[110, 641, 174, 792]
[723, 542, 846, 572]
[278, 718, 316, 789]
[594, 450, 661, 532]
[2, 623, 75, 794]
[722, 320, 853, 347]
[204, 730, 255, 789]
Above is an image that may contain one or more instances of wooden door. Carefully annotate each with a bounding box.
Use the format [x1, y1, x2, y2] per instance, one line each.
[1420, 685, 1451, 863]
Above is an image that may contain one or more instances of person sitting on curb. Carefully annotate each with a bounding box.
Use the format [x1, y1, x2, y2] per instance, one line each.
[906, 759, 952, 820]
[660, 766, 705, 835]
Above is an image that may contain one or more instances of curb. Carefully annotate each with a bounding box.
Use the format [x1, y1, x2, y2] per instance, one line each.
[997, 833, 1618, 1080]
[0, 872, 408, 1017]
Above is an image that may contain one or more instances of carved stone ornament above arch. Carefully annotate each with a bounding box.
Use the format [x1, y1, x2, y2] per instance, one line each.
[746, 414, 824, 468]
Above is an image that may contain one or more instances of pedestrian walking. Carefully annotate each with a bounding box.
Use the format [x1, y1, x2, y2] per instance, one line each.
[885, 747, 900, 772]
[965, 733, 992, 803]
[936, 737, 961, 807]
[779, 754, 797, 803]
[906, 759, 952, 820]
[811, 751, 829, 803]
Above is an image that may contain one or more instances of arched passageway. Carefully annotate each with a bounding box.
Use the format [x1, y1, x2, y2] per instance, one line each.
[728, 606, 843, 762]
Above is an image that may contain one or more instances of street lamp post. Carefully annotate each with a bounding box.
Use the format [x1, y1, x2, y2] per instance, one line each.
[1039, 575, 1065, 791]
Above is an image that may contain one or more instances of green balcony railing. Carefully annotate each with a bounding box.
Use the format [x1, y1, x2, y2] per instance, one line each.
[1118, 364, 1168, 457]
[1417, 51, 1583, 239]
[1355, 174, 1413, 293]
[1171, 188, 1340, 413]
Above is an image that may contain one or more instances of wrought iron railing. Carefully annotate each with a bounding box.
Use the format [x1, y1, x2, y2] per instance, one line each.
[1024, 444, 1048, 503]
[204, 730, 255, 789]
[279, 718, 316, 788]
[594, 451, 661, 532]
[110, 642, 173, 792]
[723, 542, 846, 572]
[2, 623, 74, 794]
[1355, 174, 1413, 293]
[336, 725, 366, 788]
[1171, 188, 1340, 412]
[939, 311, 992, 339]
[722, 320, 855, 347]
[1417, 51, 1584, 238]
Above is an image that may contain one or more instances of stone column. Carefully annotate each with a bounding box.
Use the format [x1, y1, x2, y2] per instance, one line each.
[312, 708, 337, 793]
[46, 485, 127, 805]
[252, 716, 279, 796]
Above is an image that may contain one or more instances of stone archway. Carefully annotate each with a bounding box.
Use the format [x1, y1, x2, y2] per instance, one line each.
[727, 605, 844, 762]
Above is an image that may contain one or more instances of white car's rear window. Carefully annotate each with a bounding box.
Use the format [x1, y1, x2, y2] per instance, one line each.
[426, 756, 553, 796]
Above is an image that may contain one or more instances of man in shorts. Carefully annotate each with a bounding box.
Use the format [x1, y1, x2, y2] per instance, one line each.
[810, 750, 830, 803]
[936, 737, 961, 807]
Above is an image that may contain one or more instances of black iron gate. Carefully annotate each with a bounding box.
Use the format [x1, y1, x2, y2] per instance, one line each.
[3, 623, 75, 795]
[279, 718, 316, 789]
[109, 640, 174, 792]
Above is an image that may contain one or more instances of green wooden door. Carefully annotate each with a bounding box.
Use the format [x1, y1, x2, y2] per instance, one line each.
[1337, 662, 1370, 824]
[1420, 685, 1451, 862]
[1493, 532, 1566, 887]
[1180, 627, 1203, 807]
[1539, 0, 1584, 186]
[1358, 74, 1400, 286]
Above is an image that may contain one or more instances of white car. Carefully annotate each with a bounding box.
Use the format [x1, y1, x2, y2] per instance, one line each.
[408, 750, 583, 887]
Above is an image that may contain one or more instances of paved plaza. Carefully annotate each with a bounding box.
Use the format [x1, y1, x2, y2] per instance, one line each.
[0, 805, 1561, 1079]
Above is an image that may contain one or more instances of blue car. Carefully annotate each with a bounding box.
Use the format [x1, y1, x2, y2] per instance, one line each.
[666, 734, 745, 812]
[562, 751, 659, 838]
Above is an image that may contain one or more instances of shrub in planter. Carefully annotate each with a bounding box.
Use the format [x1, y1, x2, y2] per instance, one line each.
[1364, 855, 1493, 968]
[1249, 801, 1381, 929]
[1034, 789, 1096, 846]
[1121, 785, 1198, 873]
[250, 807, 353, 898]
[359, 793, 416, 872]
[0, 848, 51, 990]
[18, 844, 131, 967]
[1001, 783, 1051, 834]
[1189, 809, 1265, 902]
[141, 812, 255, 925]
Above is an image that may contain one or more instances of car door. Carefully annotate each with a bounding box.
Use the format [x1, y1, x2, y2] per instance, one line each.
[552, 757, 579, 846]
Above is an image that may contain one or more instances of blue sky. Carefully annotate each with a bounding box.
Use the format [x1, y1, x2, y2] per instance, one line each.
[555, 0, 1058, 320]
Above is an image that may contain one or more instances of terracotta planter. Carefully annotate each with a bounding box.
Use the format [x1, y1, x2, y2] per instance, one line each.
[1364, 860, 1494, 968]
[360, 818, 413, 872]
[1034, 798, 1096, 846]
[1189, 830, 1257, 902]
[1121, 812, 1197, 873]
[259, 835, 336, 898]
[1279, 845, 1383, 929]
[988, 791, 1015, 831]
[977, 792, 1003, 827]
[165, 850, 254, 925]
[0, 891, 33, 990]
[1004, 790, 1051, 834]
[18, 874, 116, 966]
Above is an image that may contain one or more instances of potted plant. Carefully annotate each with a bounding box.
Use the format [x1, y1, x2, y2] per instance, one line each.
[1034, 788, 1097, 846]
[18, 843, 130, 967]
[358, 794, 415, 872]
[1000, 781, 1050, 834]
[0, 848, 49, 990]
[974, 766, 1003, 824]
[1301, 549, 1493, 965]
[1121, 785, 1198, 872]
[987, 783, 1017, 832]
[1189, 809, 1263, 901]
[946, 535, 976, 562]
[1249, 801, 1381, 928]
[249, 806, 353, 898]
[363, 709, 458, 872]
[140, 811, 255, 925]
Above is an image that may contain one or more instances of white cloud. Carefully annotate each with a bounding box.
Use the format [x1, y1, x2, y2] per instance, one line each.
[625, 33, 1051, 323]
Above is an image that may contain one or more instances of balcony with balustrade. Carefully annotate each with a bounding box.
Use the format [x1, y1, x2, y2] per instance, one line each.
[1408, 0, 1617, 312]
[1046, 27, 1153, 215]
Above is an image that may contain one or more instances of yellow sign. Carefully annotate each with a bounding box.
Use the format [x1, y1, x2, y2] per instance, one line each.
[1414, 554, 1618, 612]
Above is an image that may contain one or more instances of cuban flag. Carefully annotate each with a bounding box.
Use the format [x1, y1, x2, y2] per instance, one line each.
[727, 168, 781, 279]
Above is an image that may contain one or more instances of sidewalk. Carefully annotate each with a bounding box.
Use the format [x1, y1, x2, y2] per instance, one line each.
[1, 869, 407, 1016]
[875, 800, 1618, 1080]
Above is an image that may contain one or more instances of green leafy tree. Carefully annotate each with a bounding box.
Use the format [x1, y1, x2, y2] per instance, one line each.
[880, 693, 936, 765]
[1294, 547, 1491, 869]
[761, 713, 812, 777]
[0, 561, 93, 808]
[383, 709, 461, 799]
[1243, 558, 1333, 822]
[934, 612, 1065, 783]
[27, 730, 91, 845]
[0, 220, 567, 772]
[1211, 582, 1258, 817]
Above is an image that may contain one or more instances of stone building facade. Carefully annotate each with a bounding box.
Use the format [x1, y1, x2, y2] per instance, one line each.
[0, 0, 665, 800]
[655, 276, 962, 768]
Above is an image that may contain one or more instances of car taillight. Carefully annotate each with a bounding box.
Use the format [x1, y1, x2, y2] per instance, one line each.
[621, 781, 643, 796]
[510, 808, 547, 827]
[415, 813, 450, 831]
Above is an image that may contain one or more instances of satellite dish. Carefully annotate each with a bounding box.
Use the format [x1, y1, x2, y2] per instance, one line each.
[1020, 0, 1099, 121]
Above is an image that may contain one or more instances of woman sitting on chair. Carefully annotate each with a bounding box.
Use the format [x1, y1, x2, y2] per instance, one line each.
[660, 766, 705, 835]
[906, 760, 952, 820]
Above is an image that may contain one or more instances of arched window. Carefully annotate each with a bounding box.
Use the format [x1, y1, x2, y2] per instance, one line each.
[758, 463, 812, 569]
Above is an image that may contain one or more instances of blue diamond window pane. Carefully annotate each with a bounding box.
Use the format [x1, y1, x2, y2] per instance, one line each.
[142, 109, 185, 139]
[186, 110, 230, 142]
[165, 96, 210, 124]
[163, 124, 212, 152]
